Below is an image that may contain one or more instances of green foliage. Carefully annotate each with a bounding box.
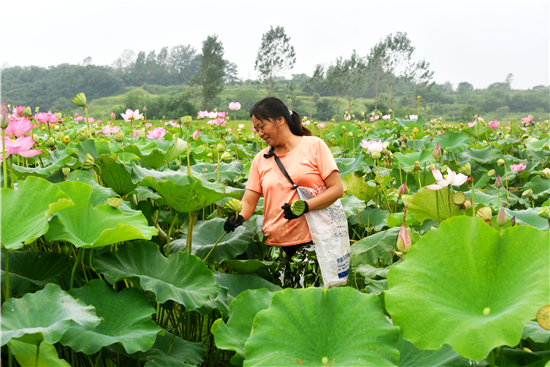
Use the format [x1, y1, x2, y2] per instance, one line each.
[199, 35, 226, 109]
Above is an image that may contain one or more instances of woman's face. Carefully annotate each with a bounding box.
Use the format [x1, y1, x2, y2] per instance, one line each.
[252, 115, 281, 146]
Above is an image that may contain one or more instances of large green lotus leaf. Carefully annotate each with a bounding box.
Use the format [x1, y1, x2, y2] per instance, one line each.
[60, 279, 163, 354]
[211, 289, 275, 366]
[244, 287, 400, 366]
[359, 207, 389, 231]
[397, 338, 482, 367]
[76, 139, 99, 161]
[341, 194, 366, 217]
[523, 321, 550, 344]
[66, 170, 119, 207]
[0, 283, 101, 346]
[462, 123, 492, 140]
[1, 251, 73, 297]
[464, 188, 511, 209]
[1, 176, 74, 249]
[525, 136, 550, 151]
[342, 174, 378, 202]
[191, 161, 244, 183]
[169, 218, 252, 264]
[132, 165, 239, 212]
[428, 131, 472, 153]
[213, 270, 281, 304]
[142, 330, 204, 367]
[94, 241, 219, 310]
[504, 208, 549, 231]
[385, 216, 550, 361]
[336, 154, 369, 177]
[223, 260, 277, 274]
[394, 150, 435, 170]
[524, 176, 550, 201]
[8, 339, 70, 367]
[408, 188, 461, 224]
[95, 154, 137, 196]
[350, 227, 399, 266]
[10, 147, 75, 178]
[460, 146, 502, 164]
[122, 136, 187, 169]
[45, 181, 156, 248]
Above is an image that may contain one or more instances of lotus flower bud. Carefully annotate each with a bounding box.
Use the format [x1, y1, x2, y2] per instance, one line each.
[522, 189, 533, 197]
[458, 162, 471, 176]
[0, 101, 9, 128]
[388, 109, 393, 114]
[55, 112, 63, 120]
[396, 224, 412, 253]
[43, 137, 56, 147]
[62, 167, 70, 177]
[476, 206, 492, 221]
[405, 169, 412, 175]
[404, 126, 409, 132]
[432, 143, 442, 159]
[143, 106, 147, 112]
[76, 129, 90, 141]
[372, 151, 381, 160]
[181, 116, 192, 127]
[495, 176, 503, 188]
[463, 200, 472, 209]
[192, 129, 200, 141]
[82, 153, 95, 170]
[216, 143, 225, 152]
[22, 106, 32, 117]
[428, 164, 436, 171]
[497, 159, 505, 166]
[397, 183, 407, 195]
[541, 168, 550, 179]
[113, 131, 124, 142]
[538, 207, 550, 220]
[402, 194, 413, 207]
[111, 112, 116, 121]
[177, 117, 182, 126]
[497, 208, 507, 227]
[510, 216, 516, 226]
[107, 198, 122, 208]
[71, 92, 87, 107]
[414, 161, 420, 167]
[221, 152, 232, 163]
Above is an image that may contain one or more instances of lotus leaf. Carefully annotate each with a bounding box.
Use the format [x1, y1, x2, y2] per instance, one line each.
[341, 174, 378, 202]
[429, 131, 472, 153]
[359, 207, 389, 231]
[397, 338, 481, 367]
[504, 208, 549, 231]
[94, 241, 219, 310]
[191, 161, 244, 183]
[95, 154, 137, 196]
[336, 154, 369, 177]
[142, 331, 205, 366]
[350, 227, 400, 266]
[66, 170, 119, 207]
[1, 176, 73, 249]
[123, 136, 187, 169]
[45, 181, 156, 248]
[244, 287, 400, 366]
[523, 176, 550, 201]
[394, 150, 435, 170]
[341, 194, 366, 217]
[8, 339, 71, 367]
[0, 283, 101, 346]
[408, 188, 461, 224]
[10, 148, 76, 178]
[385, 216, 549, 360]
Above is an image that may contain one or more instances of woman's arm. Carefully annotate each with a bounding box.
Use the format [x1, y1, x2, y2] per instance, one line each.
[305, 170, 343, 211]
[240, 189, 261, 221]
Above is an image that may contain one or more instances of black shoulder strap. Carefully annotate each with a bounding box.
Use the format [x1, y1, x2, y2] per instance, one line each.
[263, 146, 297, 190]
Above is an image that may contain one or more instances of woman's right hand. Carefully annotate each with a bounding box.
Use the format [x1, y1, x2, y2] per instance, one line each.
[224, 214, 244, 232]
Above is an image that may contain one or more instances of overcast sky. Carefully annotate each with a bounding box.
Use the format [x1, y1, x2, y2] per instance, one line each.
[3, 1, 549, 90]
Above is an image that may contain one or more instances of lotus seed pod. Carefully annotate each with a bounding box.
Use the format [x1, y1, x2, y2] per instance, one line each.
[216, 143, 225, 152]
[32, 134, 39, 141]
[71, 92, 87, 107]
[403, 126, 409, 132]
[222, 198, 243, 217]
[405, 169, 412, 175]
[452, 191, 467, 205]
[487, 169, 495, 177]
[541, 168, 550, 179]
[458, 162, 471, 176]
[428, 164, 436, 171]
[55, 112, 63, 119]
[522, 189, 533, 197]
[463, 200, 472, 209]
[107, 198, 123, 209]
[43, 136, 56, 147]
[22, 106, 32, 117]
[495, 176, 503, 188]
[62, 167, 70, 177]
[348, 131, 353, 137]
[113, 131, 124, 142]
[402, 194, 413, 207]
[476, 207, 492, 221]
[497, 208, 507, 227]
[221, 152, 232, 163]
[82, 153, 95, 170]
[497, 159, 505, 166]
[538, 207, 550, 220]
[290, 200, 306, 216]
[441, 165, 448, 172]
[76, 129, 90, 141]
[371, 151, 381, 160]
[181, 115, 192, 127]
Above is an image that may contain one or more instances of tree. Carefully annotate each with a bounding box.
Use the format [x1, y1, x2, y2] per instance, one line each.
[340, 50, 367, 113]
[325, 58, 345, 120]
[384, 32, 415, 109]
[111, 49, 136, 73]
[305, 64, 325, 119]
[224, 61, 240, 85]
[457, 82, 474, 93]
[366, 39, 390, 112]
[505, 73, 514, 89]
[199, 35, 226, 109]
[168, 44, 200, 84]
[255, 26, 296, 96]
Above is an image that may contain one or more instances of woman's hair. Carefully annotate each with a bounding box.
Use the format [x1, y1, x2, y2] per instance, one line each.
[250, 97, 312, 136]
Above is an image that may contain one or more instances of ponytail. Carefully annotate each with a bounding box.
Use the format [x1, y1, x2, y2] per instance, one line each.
[288, 110, 312, 136]
[250, 97, 312, 136]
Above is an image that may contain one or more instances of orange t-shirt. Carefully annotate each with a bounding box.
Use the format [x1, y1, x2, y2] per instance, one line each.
[246, 136, 339, 247]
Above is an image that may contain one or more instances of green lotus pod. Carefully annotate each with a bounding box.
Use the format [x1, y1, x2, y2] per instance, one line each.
[113, 131, 124, 142]
[497, 159, 505, 166]
[371, 151, 381, 160]
[538, 207, 550, 220]
[290, 200, 306, 216]
[222, 198, 243, 217]
[22, 106, 32, 117]
[216, 143, 226, 152]
[221, 152, 232, 163]
[62, 167, 70, 177]
[541, 168, 550, 179]
[72, 92, 87, 107]
[82, 153, 95, 170]
[463, 200, 472, 209]
[107, 198, 123, 208]
[476, 207, 492, 221]
[523, 189, 533, 197]
[458, 162, 471, 176]
[428, 164, 436, 171]
[43, 137, 56, 148]
[452, 191, 467, 205]
[181, 115, 192, 127]
[76, 129, 90, 141]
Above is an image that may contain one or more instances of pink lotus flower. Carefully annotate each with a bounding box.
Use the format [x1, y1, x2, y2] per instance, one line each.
[74, 113, 83, 123]
[120, 109, 143, 122]
[1, 135, 42, 162]
[146, 127, 167, 140]
[238, 124, 244, 129]
[207, 120, 214, 126]
[396, 224, 412, 253]
[102, 126, 120, 135]
[468, 121, 476, 128]
[218, 112, 227, 118]
[251, 126, 257, 132]
[4, 118, 35, 138]
[111, 112, 116, 120]
[317, 123, 326, 129]
[214, 118, 226, 126]
[145, 123, 153, 128]
[132, 129, 140, 138]
[165, 121, 177, 128]
[229, 102, 241, 111]
[510, 163, 527, 172]
[198, 110, 209, 119]
[409, 115, 418, 120]
[303, 120, 311, 126]
[86, 117, 95, 124]
[382, 115, 391, 120]
[426, 167, 468, 190]
[11, 106, 26, 119]
[360, 139, 383, 152]
[369, 115, 380, 122]
[227, 128, 232, 132]
[97, 120, 102, 125]
[192, 129, 200, 141]
[522, 115, 533, 124]
[34, 112, 50, 124]
[488, 121, 500, 130]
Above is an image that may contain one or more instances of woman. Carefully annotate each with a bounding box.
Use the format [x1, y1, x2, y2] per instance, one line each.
[224, 97, 343, 287]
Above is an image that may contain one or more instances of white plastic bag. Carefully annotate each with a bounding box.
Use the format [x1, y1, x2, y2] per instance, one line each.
[297, 186, 350, 288]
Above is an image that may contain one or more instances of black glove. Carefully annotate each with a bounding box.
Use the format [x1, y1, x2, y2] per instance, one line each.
[281, 201, 309, 220]
[224, 214, 244, 232]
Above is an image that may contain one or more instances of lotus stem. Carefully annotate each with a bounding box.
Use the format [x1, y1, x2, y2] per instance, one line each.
[2, 129, 7, 189]
[187, 126, 191, 176]
[504, 165, 510, 204]
[85, 106, 91, 137]
[3, 248, 9, 301]
[70, 248, 84, 289]
[94, 348, 103, 367]
[166, 215, 178, 256]
[35, 341, 41, 367]
[185, 211, 197, 253]
[203, 232, 227, 263]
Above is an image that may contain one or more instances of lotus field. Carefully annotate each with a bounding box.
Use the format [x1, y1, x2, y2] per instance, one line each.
[1, 94, 550, 367]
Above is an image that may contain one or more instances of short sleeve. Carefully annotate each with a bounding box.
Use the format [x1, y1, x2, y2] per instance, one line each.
[245, 153, 263, 194]
[315, 138, 339, 180]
